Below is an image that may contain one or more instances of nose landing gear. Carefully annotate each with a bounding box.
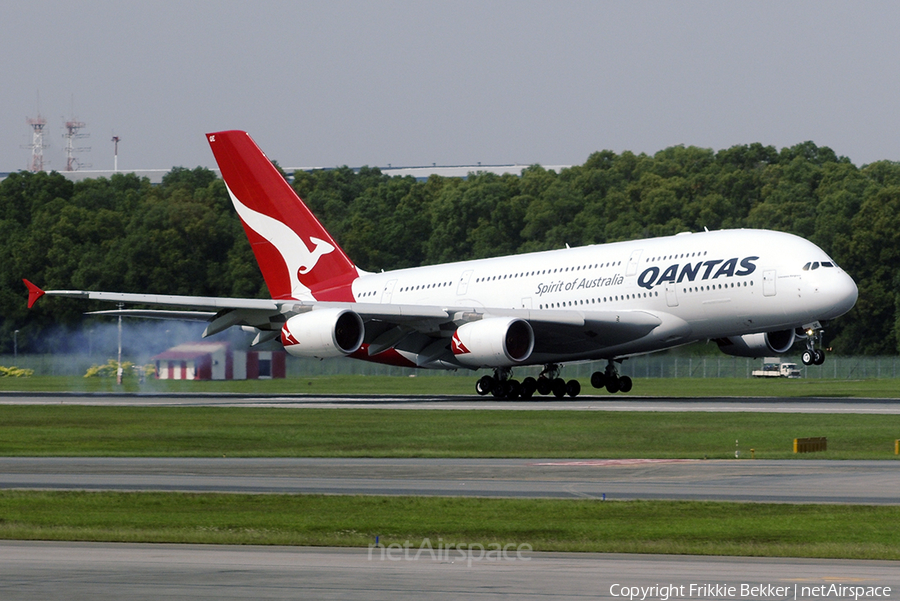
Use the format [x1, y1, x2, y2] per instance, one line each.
[801, 325, 826, 366]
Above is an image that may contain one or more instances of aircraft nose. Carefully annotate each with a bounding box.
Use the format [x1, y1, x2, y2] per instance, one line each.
[827, 270, 858, 319]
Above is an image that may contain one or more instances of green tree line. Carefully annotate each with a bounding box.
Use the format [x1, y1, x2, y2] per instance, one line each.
[2, 141, 899, 355]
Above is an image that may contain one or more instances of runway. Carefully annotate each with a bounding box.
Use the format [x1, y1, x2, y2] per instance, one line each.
[2, 457, 898, 503]
[1, 541, 897, 601]
[2, 395, 898, 597]
[1, 393, 898, 503]
[2, 391, 900, 413]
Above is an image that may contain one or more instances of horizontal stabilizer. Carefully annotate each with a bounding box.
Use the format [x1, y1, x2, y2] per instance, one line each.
[23, 279, 45, 309]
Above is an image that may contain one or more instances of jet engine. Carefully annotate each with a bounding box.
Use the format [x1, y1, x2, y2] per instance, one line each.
[715, 329, 796, 358]
[451, 317, 534, 367]
[280, 308, 364, 358]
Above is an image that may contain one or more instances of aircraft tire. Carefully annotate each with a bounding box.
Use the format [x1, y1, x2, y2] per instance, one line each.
[566, 379, 581, 398]
[606, 377, 620, 394]
[508, 379, 522, 399]
[521, 377, 537, 398]
[590, 371, 605, 389]
[475, 375, 493, 396]
[814, 349, 826, 365]
[551, 378, 567, 398]
[537, 378, 552, 396]
[619, 376, 633, 393]
[802, 350, 814, 366]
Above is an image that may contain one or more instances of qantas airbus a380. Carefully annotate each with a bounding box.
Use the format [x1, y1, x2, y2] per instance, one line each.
[24, 131, 859, 398]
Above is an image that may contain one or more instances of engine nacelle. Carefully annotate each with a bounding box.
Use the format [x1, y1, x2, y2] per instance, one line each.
[715, 329, 796, 358]
[451, 317, 534, 367]
[280, 308, 364, 358]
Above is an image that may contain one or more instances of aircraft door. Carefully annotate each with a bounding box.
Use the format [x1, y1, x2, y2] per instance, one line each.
[381, 279, 397, 303]
[626, 249, 643, 276]
[665, 280, 679, 307]
[763, 270, 776, 297]
[457, 270, 473, 295]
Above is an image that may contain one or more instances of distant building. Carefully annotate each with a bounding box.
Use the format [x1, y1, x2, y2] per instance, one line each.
[152, 341, 285, 380]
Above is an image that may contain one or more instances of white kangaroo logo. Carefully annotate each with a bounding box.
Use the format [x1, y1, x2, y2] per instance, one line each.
[297, 237, 335, 275]
[224, 184, 335, 297]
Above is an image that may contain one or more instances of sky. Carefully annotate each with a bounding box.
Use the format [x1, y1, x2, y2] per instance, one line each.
[3, 1, 900, 173]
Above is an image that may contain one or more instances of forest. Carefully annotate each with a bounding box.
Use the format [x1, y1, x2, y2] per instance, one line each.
[1, 140, 899, 356]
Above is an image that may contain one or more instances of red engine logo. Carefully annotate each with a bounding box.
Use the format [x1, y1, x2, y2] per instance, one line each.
[281, 327, 300, 347]
[450, 332, 470, 355]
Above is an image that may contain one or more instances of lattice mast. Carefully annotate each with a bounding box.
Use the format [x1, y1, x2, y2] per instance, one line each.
[24, 115, 48, 172]
[63, 119, 91, 171]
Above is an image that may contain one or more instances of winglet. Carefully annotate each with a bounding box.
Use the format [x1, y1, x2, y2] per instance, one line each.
[23, 279, 45, 308]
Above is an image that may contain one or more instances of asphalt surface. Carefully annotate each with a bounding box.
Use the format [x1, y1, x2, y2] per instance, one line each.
[2, 457, 899, 503]
[2, 391, 900, 412]
[2, 542, 898, 601]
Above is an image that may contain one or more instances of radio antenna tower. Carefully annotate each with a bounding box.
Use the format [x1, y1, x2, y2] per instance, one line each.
[63, 118, 92, 171]
[24, 114, 49, 172]
[111, 135, 121, 171]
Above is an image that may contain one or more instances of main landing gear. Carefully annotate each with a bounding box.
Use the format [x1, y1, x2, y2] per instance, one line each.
[801, 326, 826, 366]
[589, 360, 632, 394]
[474, 364, 581, 399]
[474, 360, 633, 398]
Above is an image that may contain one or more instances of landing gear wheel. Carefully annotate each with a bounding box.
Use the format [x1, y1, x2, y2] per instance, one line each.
[521, 377, 537, 399]
[508, 379, 522, 399]
[590, 371, 605, 389]
[536, 378, 552, 396]
[551, 378, 567, 399]
[801, 350, 815, 366]
[619, 376, 633, 393]
[492, 379, 509, 398]
[566, 379, 581, 398]
[475, 375, 493, 396]
[813, 349, 825, 365]
[606, 377, 620, 394]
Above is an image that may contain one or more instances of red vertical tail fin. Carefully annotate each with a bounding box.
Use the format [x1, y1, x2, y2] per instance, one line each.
[207, 130, 357, 301]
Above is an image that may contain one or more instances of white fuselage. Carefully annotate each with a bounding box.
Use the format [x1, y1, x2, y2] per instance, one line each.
[347, 229, 857, 363]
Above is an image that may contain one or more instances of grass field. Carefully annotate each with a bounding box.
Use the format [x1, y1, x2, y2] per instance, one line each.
[0, 405, 897, 458]
[1, 379, 898, 558]
[1, 492, 898, 559]
[1, 374, 900, 397]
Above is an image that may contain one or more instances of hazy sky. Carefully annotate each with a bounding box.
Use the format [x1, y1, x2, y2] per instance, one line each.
[3, 1, 900, 172]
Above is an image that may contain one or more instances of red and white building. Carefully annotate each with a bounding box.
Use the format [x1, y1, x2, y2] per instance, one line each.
[152, 341, 285, 380]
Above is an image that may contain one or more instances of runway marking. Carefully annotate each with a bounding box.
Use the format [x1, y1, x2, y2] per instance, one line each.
[530, 459, 699, 466]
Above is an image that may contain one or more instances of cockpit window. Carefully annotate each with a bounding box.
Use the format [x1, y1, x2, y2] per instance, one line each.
[802, 262, 810, 271]
[811, 262, 820, 270]
[822, 261, 834, 267]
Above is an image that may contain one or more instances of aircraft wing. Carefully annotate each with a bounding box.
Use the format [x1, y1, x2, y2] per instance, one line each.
[24, 279, 664, 359]
[25, 279, 452, 337]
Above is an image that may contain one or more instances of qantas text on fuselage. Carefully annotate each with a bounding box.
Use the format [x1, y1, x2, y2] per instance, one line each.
[637, 256, 758, 290]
